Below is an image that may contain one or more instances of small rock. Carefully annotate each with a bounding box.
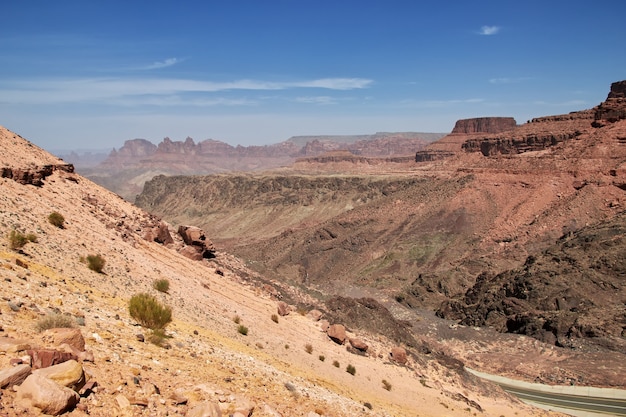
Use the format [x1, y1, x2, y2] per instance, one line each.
[0, 337, 31, 353]
[116, 394, 131, 409]
[318, 320, 330, 332]
[42, 328, 86, 351]
[187, 400, 222, 417]
[28, 349, 77, 369]
[277, 301, 290, 317]
[8, 302, 20, 312]
[307, 309, 323, 321]
[0, 364, 31, 388]
[169, 390, 188, 405]
[136, 333, 145, 342]
[79, 380, 98, 397]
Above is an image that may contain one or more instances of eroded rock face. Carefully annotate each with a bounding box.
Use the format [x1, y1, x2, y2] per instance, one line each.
[451, 117, 517, 135]
[594, 80, 626, 125]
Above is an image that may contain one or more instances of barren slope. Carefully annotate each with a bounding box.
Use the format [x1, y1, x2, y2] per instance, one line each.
[0, 125, 552, 416]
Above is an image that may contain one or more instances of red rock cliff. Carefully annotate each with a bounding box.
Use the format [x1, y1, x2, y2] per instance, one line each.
[451, 117, 517, 134]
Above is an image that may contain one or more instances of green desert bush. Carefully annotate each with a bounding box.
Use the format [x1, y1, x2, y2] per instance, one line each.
[233, 315, 241, 324]
[86, 254, 106, 273]
[346, 364, 356, 375]
[305, 343, 313, 354]
[129, 293, 172, 330]
[237, 324, 249, 335]
[333, 360, 340, 368]
[382, 379, 392, 391]
[8, 230, 37, 251]
[35, 313, 75, 332]
[48, 212, 65, 228]
[318, 355, 325, 362]
[153, 278, 170, 293]
[147, 328, 171, 348]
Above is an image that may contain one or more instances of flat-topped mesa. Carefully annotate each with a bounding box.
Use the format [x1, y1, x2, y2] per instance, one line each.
[415, 117, 517, 162]
[450, 117, 517, 135]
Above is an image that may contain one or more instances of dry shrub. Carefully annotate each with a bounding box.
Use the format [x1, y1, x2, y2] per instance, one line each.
[35, 313, 75, 332]
[129, 293, 172, 330]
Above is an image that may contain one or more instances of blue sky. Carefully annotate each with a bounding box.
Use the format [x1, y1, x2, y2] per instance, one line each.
[1, 1, 625, 151]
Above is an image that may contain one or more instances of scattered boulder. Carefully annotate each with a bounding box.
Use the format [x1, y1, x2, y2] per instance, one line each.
[144, 222, 174, 245]
[0, 364, 31, 388]
[318, 320, 330, 332]
[178, 225, 216, 259]
[307, 309, 323, 321]
[0, 337, 31, 353]
[349, 338, 368, 352]
[42, 328, 86, 352]
[179, 245, 205, 261]
[187, 400, 223, 417]
[28, 349, 77, 370]
[33, 359, 85, 390]
[15, 373, 80, 415]
[277, 301, 290, 316]
[327, 324, 347, 345]
[390, 347, 407, 365]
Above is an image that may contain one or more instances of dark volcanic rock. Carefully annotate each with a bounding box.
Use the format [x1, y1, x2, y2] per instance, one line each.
[325, 297, 417, 348]
[437, 211, 626, 352]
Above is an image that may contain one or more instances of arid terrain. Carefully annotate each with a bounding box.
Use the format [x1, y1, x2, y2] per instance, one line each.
[0, 127, 562, 416]
[2, 81, 625, 417]
[135, 81, 626, 388]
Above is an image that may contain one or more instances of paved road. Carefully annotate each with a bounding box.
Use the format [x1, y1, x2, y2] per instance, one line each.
[466, 368, 626, 417]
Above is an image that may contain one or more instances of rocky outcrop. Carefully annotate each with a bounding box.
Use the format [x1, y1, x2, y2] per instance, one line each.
[0, 164, 75, 186]
[451, 117, 517, 135]
[462, 130, 583, 156]
[415, 118, 517, 162]
[178, 225, 216, 260]
[437, 211, 626, 352]
[593, 80, 626, 126]
[415, 150, 456, 162]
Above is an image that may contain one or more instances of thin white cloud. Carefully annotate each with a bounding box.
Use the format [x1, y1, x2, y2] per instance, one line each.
[294, 96, 337, 105]
[532, 99, 587, 106]
[399, 98, 485, 108]
[0, 77, 374, 105]
[479, 26, 500, 35]
[489, 77, 531, 84]
[142, 57, 182, 70]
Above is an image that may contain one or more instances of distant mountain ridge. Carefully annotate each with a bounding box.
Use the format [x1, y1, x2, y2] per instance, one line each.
[81, 131, 444, 199]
